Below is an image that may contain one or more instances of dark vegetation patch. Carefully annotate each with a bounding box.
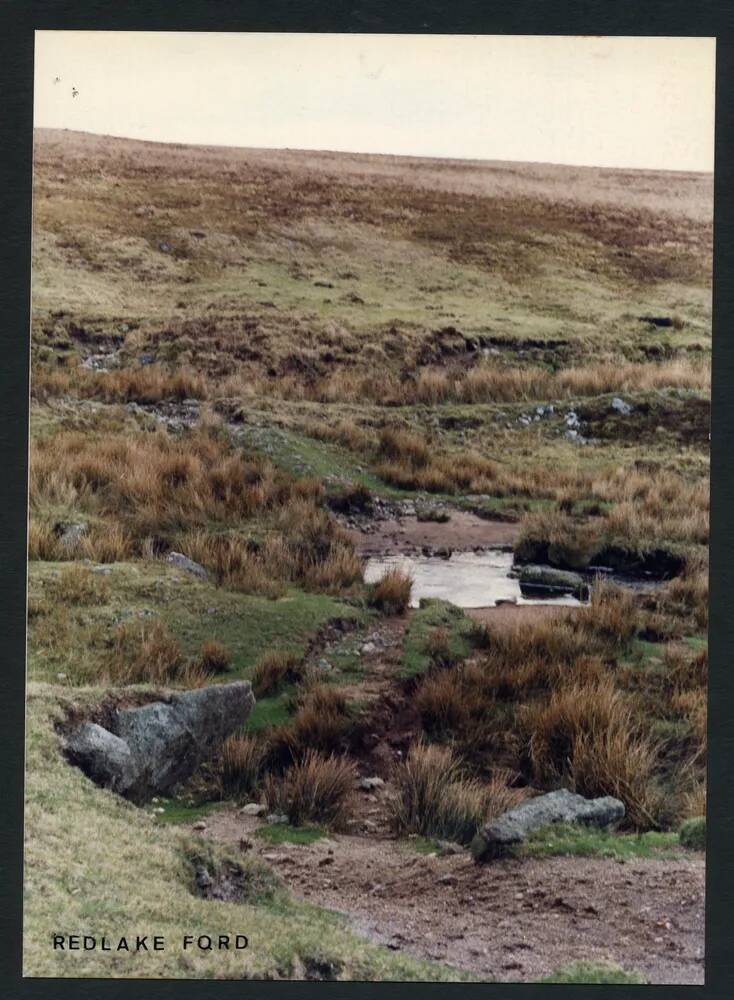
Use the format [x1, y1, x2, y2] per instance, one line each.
[184, 839, 281, 904]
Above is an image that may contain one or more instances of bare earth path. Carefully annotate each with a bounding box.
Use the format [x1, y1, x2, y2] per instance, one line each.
[199, 811, 704, 984]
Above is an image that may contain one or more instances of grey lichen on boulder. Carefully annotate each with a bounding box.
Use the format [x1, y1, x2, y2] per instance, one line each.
[65, 681, 255, 802]
[471, 788, 625, 862]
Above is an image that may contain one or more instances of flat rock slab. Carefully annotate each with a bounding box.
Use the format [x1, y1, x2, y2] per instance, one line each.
[517, 565, 589, 600]
[66, 681, 254, 802]
[472, 788, 625, 861]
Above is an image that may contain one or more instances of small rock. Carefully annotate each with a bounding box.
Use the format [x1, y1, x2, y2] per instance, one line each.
[611, 396, 633, 416]
[54, 521, 87, 551]
[166, 551, 207, 579]
[437, 874, 458, 886]
[318, 856, 335, 867]
[359, 776, 385, 791]
[266, 813, 288, 825]
[437, 840, 463, 856]
[472, 788, 625, 861]
[240, 802, 266, 817]
[192, 821, 207, 831]
[361, 642, 377, 655]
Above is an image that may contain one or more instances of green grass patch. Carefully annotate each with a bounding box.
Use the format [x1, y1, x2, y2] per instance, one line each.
[400, 598, 479, 678]
[27, 560, 362, 684]
[255, 823, 325, 846]
[150, 798, 226, 825]
[541, 961, 647, 984]
[679, 816, 706, 850]
[400, 835, 442, 855]
[246, 691, 294, 733]
[517, 823, 681, 861]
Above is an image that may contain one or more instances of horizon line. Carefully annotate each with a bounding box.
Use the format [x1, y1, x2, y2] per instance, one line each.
[33, 125, 714, 177]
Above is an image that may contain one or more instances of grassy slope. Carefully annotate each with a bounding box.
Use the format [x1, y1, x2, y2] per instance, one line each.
[28, 560, 362, 685]
[26, 130, 711, 980]
[24, 686, 464, 981]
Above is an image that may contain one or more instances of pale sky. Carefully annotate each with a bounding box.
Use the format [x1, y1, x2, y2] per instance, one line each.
[34, 32, 716, 172]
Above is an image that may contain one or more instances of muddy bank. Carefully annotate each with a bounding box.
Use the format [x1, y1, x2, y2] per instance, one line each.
[346, 510, 519, 557]
[198, 811, 704, 984]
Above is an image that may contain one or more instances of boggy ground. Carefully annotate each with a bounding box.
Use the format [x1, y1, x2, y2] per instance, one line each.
[25, 128, 711, 982]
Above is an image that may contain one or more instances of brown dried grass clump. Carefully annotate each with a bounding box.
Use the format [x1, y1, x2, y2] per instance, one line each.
[196, 640, 232, 675]
[422, 626, 455, 668]
[105, 619, 207, 686]
[252, 650, 305, 698]
[370, 567, 413, 615]
[221, 734, 265, 799]
[264, 750, 356, 829]
[268, 685, 354, 767]
[31, 363, 209, 404]
[391, 743, 523, 844]
[521, 679, 661, 828]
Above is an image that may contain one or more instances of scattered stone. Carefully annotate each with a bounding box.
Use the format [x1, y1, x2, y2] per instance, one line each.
[192, 821, 207, 831]
[240, 802, 266, 817]
[361, 642, 377, 655]
[54, 521, 87, 551]
[266, 813, 288, 825]
[166, 551, 207, 579]
[91, 566, 113, 575]
[611, 396, 634, 416]
[66, 681, 254, 801]
[437, 840, 463, 856]
[359, 776, 385, 791]
[471, 788, 625, 861]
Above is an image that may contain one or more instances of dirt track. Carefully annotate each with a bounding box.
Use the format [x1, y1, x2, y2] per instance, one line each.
[200, 810, 705, 984]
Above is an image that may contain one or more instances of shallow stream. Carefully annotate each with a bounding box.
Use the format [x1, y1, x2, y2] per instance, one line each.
[363, 550, 586, 609]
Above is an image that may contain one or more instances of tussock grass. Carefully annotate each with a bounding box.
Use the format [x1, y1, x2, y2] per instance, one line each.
[105, 619, 210, 687]
[30, 424, 362, 592]
[391, 743, 523, 845]
[521, 679, 662, 828]
[31, 363, 208, 404]
[264, 750, 356, 829]
[196, 639, 231, 674]
[249, 358, 709, 407]
[220, 734, 265, 799]
[252, 649, 306, 698]
[268, 684, 354, 766]
[370, 567, 413, 615]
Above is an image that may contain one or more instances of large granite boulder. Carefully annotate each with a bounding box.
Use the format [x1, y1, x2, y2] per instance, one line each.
[65, 681, 254, 802]
[471, 788, 625, 861]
